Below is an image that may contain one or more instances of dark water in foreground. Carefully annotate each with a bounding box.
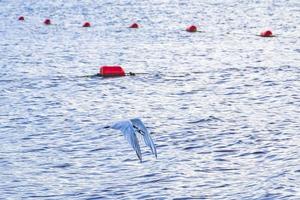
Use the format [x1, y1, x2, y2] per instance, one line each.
[0, 0, 300, 199]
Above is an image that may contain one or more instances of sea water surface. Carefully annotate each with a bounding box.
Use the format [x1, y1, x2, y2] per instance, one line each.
[0, 0, 300, 199]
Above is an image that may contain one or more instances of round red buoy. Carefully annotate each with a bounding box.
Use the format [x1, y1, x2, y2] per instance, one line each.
[99, 66, 126, 77]
[129, 23, 139, 28]
[44, 19, 51, 25]
[83, 22, 91, 27]
[18, 16, 25, 21]
[186, 25, 197, 32]
[260, 30, 273, 37]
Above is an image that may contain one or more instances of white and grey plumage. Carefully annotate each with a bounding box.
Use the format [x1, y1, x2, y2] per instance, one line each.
[110, 118, 157, 162]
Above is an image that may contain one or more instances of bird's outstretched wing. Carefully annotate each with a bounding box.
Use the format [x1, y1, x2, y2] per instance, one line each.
[111, 120, 142, 161]
[130, 118, 157, 158]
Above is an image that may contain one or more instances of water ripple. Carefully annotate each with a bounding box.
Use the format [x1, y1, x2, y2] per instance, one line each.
[1, 0, 300, 199]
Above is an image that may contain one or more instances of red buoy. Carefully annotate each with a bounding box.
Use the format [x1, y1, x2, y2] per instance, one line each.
[129, 23, 139, 28]
[83, 22, 91, 27]
[44, 19, 51, 25]
[99, 66, 126, 77]
[186, 25, 197, 32]
[260, 30, 273, 37]
[18, 16, 25, 21]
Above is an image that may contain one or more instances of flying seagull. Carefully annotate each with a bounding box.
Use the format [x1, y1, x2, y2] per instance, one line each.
[110, 118, 157, 162]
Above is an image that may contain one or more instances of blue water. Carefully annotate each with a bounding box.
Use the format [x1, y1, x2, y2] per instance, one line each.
[1, 0, 300, 199]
